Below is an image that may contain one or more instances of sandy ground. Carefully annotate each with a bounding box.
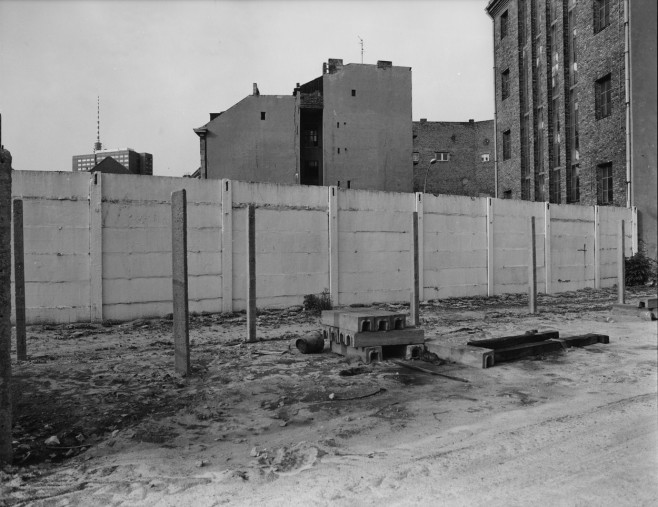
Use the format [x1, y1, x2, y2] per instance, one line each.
[1, 286, 657, 506]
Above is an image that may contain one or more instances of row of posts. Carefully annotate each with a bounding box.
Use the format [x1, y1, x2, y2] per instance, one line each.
[0, 178, 630, 464]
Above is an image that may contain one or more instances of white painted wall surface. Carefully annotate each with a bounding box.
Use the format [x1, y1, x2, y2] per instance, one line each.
[9, 171, 635, 324]
[423, 194, 488, 299]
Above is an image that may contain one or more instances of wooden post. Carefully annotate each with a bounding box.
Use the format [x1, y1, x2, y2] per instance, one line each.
[13, 200, 26, 360]
[528, 216, 537, 314]
[171, 190, 190, 376]
[0, 140, 13, 464]
[618, 220, 626, 304]
[247, 205, 256, 342]
[410, 211, 420, 326]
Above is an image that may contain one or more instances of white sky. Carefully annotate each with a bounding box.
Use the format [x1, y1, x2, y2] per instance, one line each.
[0, 0, 494, 177]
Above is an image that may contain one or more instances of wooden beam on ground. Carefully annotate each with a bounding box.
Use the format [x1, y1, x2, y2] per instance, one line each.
[13, 199, 26, 361]
[246, 205, 256, 343]
[467, 330, 559, 350]
[171, 189, 190, 376]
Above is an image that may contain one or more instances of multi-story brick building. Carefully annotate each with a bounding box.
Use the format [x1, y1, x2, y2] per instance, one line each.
[487, 0, 656, 258]
[194, 59, 413, 193]
[412, 119, 495, 196]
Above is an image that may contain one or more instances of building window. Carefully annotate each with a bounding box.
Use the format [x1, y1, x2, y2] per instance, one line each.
[435, 152, 450, 162]
[302, 129, 319, 147]
[261, 112, 266, 120]
[597, 162, 613, 204]
[351, 89, 356, 97]
[501, 10, 509, 39]
[412, 151, 420, 164]
[594, 0, 610, 33]
[481, 154, 490, 162]
[503, 190, 512, 199]
[301, 160, 320, 186]
[595, 73, 612, 119]
[501, 69, 510, 100]
[502, 130, 511, 160]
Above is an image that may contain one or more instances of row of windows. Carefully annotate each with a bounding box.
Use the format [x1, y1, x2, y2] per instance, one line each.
[412, 152, 491, 163]
[499, 0, 610, 41]
[502, 162, 613, 205]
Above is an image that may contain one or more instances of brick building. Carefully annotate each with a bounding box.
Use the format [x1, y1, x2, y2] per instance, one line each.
[487, 0, 656, 257]
[195, 59, 413, 193]
[412, 119, 495, 196]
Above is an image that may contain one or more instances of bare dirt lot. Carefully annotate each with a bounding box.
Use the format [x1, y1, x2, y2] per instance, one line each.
[1, 286, 657, 506]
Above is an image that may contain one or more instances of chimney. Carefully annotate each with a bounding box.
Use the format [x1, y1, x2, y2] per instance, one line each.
[322, 62, 327, 74]
[469, 119, 474, 123]
[328, 58, 343, 74]
[209, 112, 222, 121]
[377, 60, 392, 69]
[420, 118, 427, 124]
[253, 83, 260, 96]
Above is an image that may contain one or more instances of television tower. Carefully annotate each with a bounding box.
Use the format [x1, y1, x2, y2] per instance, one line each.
[93, 96, 102, 153]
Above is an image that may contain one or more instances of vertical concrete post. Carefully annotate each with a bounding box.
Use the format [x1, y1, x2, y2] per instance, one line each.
[0, 144, 13, 464]
[410, 211, 420, 327]
[13, 200, 26, 360]
[486, 197, 495, 296]
[89, 172, 103, 321]
[594, 206, 601, 289]
[544, 202, 552, 294]
[618, 220, 626, 304]
[631, 206, 638, 255]
[328, 186, 339, 306]
[171, 190, 190, 376]
[415, 193, 424, 302]
[221, 179, 233, 313]
[528, 216, 537, 314]
[246, 205, 257, 343]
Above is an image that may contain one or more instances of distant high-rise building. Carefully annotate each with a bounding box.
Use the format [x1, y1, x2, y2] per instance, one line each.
[72, 148, 153, 175]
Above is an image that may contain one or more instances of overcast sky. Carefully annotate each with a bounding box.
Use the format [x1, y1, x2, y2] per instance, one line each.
[0, 0, 494, 177]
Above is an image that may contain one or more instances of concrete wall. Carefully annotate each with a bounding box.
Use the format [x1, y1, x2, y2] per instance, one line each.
[203, 95, 298, 184]
[10, 171, 636, 324]
[11, 171, 92, 323]
[322, 63, 413, 193]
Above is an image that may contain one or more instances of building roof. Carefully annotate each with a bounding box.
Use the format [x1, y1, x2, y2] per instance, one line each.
[89, 156, 132, 174]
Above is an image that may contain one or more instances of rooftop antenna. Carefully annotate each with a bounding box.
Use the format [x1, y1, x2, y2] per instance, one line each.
[357, 36, 364, 63]
[93, 96, 102, 153]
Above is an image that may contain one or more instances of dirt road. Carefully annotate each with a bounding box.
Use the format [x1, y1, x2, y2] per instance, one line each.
[1, 287, 656, 506]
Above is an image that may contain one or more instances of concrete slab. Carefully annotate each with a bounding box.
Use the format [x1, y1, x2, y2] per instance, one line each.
[425, 340, 495, 369]
[329, 341, 382, 364]
[321, 309, 407, 333]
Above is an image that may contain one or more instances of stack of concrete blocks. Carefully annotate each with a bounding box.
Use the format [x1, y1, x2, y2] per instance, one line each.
[321, 309, 425, 364]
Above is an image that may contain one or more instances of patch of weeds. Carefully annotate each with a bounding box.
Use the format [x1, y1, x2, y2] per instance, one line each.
[303, 288, 333, 314]
[625, 244, 658, 286]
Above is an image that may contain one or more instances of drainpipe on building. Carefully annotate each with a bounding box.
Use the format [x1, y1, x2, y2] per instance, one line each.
[624, 0, 632, 209]
[491, 17, 499, 199]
